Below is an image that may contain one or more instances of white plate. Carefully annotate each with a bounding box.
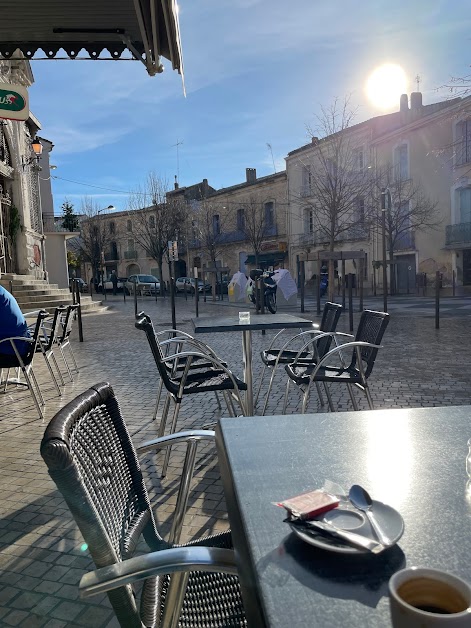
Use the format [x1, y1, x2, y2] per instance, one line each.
[290, 500, 404, 554]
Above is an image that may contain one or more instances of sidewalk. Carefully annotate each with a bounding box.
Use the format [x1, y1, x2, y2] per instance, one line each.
[0, 296, 470, 626]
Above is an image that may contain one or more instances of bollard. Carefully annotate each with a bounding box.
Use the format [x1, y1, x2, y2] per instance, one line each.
[348, 273, 354, 332]
[341, 260, 346, 309]
[133, 278, 138, 318]
[435, 270, 440, 329]
[184, 282, 188, 301]
[74, 280, 84, 342]
[71, 280, 76, 305]
[9, 279, 13, 295]
[123, 283, 126, 302]
[453, 269, 456, 297]
[423, 273, 427, 297]
[406, 270, 409, 295]
[155, 282, 158, 302]
[170, 262, 177, 330]
[359, 258, 364, 313]
[300, 261, 305, 313]
[316, 274, 321, 316]
[195, 280, 199, 317]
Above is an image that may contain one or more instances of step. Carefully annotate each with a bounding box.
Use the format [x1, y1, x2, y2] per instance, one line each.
[9, 288, 72, 297]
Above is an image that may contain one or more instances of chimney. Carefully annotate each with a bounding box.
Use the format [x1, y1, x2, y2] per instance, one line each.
[174, 175, 179, 190]
[202, 178, 209, 197]
[246, 168, 256, 184]
[399, 94, 409, 112]
[410, 92, 423, 110]
[311, 136, 319, 144]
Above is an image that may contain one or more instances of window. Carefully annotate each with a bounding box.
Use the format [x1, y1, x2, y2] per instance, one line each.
[264, 202, 274, 228]
[304, 207, 314, 234]
[237, 208, 245, 231]
[355, 197, 365, 223]
[127, 219, 132, 232]
[394, 144, 409, 180]
[301, 164, 312, 196]
[212, 214, 220, 235]
[353, 147, 365, 172]
[109, 221, 115, 234]
[127, 238, 135, 251]
[149, 215, 155, 229]
[459, 188, 471, 223]
[456, 120, 471, 165]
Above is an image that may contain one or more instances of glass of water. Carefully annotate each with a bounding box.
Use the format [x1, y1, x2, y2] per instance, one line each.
[239, 311, 250, 324]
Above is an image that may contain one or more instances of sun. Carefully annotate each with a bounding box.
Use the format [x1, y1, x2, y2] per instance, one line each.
[366, 64, 408, 111]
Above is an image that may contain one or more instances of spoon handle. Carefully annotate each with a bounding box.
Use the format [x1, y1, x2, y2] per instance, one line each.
[366, 510, 391, 546]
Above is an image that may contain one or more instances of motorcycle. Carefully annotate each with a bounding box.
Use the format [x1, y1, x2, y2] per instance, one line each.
[247, 269, 277, 314]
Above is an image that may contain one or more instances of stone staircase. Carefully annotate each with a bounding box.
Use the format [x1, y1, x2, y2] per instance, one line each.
[0, 274, 108, 314]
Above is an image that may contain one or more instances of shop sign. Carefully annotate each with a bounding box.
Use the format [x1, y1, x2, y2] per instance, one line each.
[0, 83, 29, 121]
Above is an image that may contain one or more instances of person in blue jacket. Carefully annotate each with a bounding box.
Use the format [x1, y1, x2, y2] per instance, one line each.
[0, 284, 30, 360]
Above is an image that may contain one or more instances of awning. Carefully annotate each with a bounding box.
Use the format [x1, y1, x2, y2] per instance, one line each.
[245, 252, 287, 266]
[0, 0, 183, 78]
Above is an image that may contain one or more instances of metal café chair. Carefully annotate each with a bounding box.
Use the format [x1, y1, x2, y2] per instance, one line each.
[55, 304, 79, 382]
[34, 306, 69, 394]
[40, 382, 246, 628]
[0, 309, 49, 418]
[136, 313, 247, 476]
[283, 309, 390, 413]
[256, 302, 343, 415]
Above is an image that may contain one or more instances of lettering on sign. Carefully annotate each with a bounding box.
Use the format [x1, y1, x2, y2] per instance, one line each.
[0, 83, 29, 121]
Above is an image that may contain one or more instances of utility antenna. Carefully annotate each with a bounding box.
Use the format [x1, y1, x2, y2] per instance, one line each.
[267, 142, 276, 173]
[171, 139, 184, 184]
[415, 74, 421, 91]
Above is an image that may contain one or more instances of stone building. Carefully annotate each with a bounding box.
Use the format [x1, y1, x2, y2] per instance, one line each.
[287, 92, 471, 293]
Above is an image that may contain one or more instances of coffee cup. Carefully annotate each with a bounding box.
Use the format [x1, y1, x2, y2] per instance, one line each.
[389, 567, 471, 627]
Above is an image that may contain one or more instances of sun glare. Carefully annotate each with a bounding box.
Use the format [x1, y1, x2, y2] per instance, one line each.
[366, 64, 408, 111]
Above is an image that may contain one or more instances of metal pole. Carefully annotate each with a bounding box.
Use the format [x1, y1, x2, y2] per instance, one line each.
[170, 260, 176, 330]
[194, 267, 199, 317]
[348, 273, 354, 332]
[453, 269, 456, 297]
[300, 261, 305, 313]
[155, 282, 158, 302]
[359, 257, 364, 312]
[382, 209, 388, 313]
[75, 279, 84, 342]
[435, 270, 440, 329]
[9, 279, 13, 295]
[341, 259, 346, 308]
[133, 278, 138, 318]
[316, 260, 321, 315]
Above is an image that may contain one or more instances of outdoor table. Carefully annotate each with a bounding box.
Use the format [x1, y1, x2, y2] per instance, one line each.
[192, 313, 313, 415]
[215, 406, 471, 627]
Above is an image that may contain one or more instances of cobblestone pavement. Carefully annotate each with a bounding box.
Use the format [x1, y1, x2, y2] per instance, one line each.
[0, 294, 470, 627]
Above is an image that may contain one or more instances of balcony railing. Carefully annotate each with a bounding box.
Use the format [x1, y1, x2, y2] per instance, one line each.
[188, 225, 278, 249]
[445, 222, 471, 246]
[394, 231, 415, 250]
[295, 225, 369, 247]
[124, 250, 137, 260]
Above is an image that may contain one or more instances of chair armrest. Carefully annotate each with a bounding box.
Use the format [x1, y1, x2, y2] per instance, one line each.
[160, 337, 220, 359]
[138, 430, 216, 544]
[292, 331, 344, 363]
[156, 329, 194, 340]
[80, 546, 238, 598]
[137, 430, 215, 454]
[307, 341, 383, 382]
[0, 336, 34, 346]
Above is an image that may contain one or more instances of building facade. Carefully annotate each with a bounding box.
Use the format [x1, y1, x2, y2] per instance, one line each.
[287, 92, 471, 293]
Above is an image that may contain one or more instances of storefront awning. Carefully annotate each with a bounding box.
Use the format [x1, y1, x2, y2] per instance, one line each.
[0, 0, 183, 78]
[245, 252, 287, 267]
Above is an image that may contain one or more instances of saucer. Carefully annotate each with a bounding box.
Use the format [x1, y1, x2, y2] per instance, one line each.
[290, 500, 404, 554]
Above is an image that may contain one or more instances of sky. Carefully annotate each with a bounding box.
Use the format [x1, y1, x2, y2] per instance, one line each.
[27, 0, 471, 215]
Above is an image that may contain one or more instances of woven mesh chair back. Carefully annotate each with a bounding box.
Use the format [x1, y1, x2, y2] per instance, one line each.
[135, 313, 179, 395]
[57, 304, 79, 344]
[351, 310, 390, 378]
[41, 382, 165, 627]
[41, 307, 66, 352]
[316, 302, 343, 358]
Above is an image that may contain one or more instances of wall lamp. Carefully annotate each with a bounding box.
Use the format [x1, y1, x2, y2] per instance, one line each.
[22, 137, 43, 170]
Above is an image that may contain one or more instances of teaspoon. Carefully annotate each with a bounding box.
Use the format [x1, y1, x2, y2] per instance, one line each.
[348, 484, 391, 546]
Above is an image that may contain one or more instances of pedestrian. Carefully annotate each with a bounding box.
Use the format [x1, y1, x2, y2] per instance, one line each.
[0, 284, 30, 363]
[110, 270, 118, 295]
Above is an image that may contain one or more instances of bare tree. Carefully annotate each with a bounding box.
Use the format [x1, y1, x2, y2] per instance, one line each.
[74, 197, 117, 285]
[374, 166, 441, 293]
[190, 199, 231, 270]
[127, 172, 187, 285]
[302, 97, 375, 299]
[238, 194, 275, 267]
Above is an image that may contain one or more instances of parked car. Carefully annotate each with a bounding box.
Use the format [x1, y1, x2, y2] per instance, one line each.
[175, 277, 211, 294]
[125, 274, 160, 295]
[70, 277, 89, 293]
[98, 275, 126, 293]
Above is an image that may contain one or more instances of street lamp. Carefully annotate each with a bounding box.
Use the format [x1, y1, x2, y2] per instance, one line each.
[381, 187, 391, 313]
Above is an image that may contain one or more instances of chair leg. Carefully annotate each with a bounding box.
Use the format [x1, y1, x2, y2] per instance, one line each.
[262, 368, 277, 416]
[347, 383, 359, 410]
[364, 385, 374, 410]
[153, 379, 164, 421]
[282, 378, 291, 414]
[22, 367, 44, 419]
[158, 395, 171, 437]
[324, 383, 335, 412]
[301, 386, 311, 413]
[59, 345, 73, 382]
[222, 391, 235, 417]
[315, 382, 325, 407]
[46, 354, 62, 396]
[228, 392, 238, 416]
[255, 364, 267, 405]
[162, 400, 182, 478]
[65, 342, 79, 373]
[50, 352, 65, 386]
[214, 391, 222, 410]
